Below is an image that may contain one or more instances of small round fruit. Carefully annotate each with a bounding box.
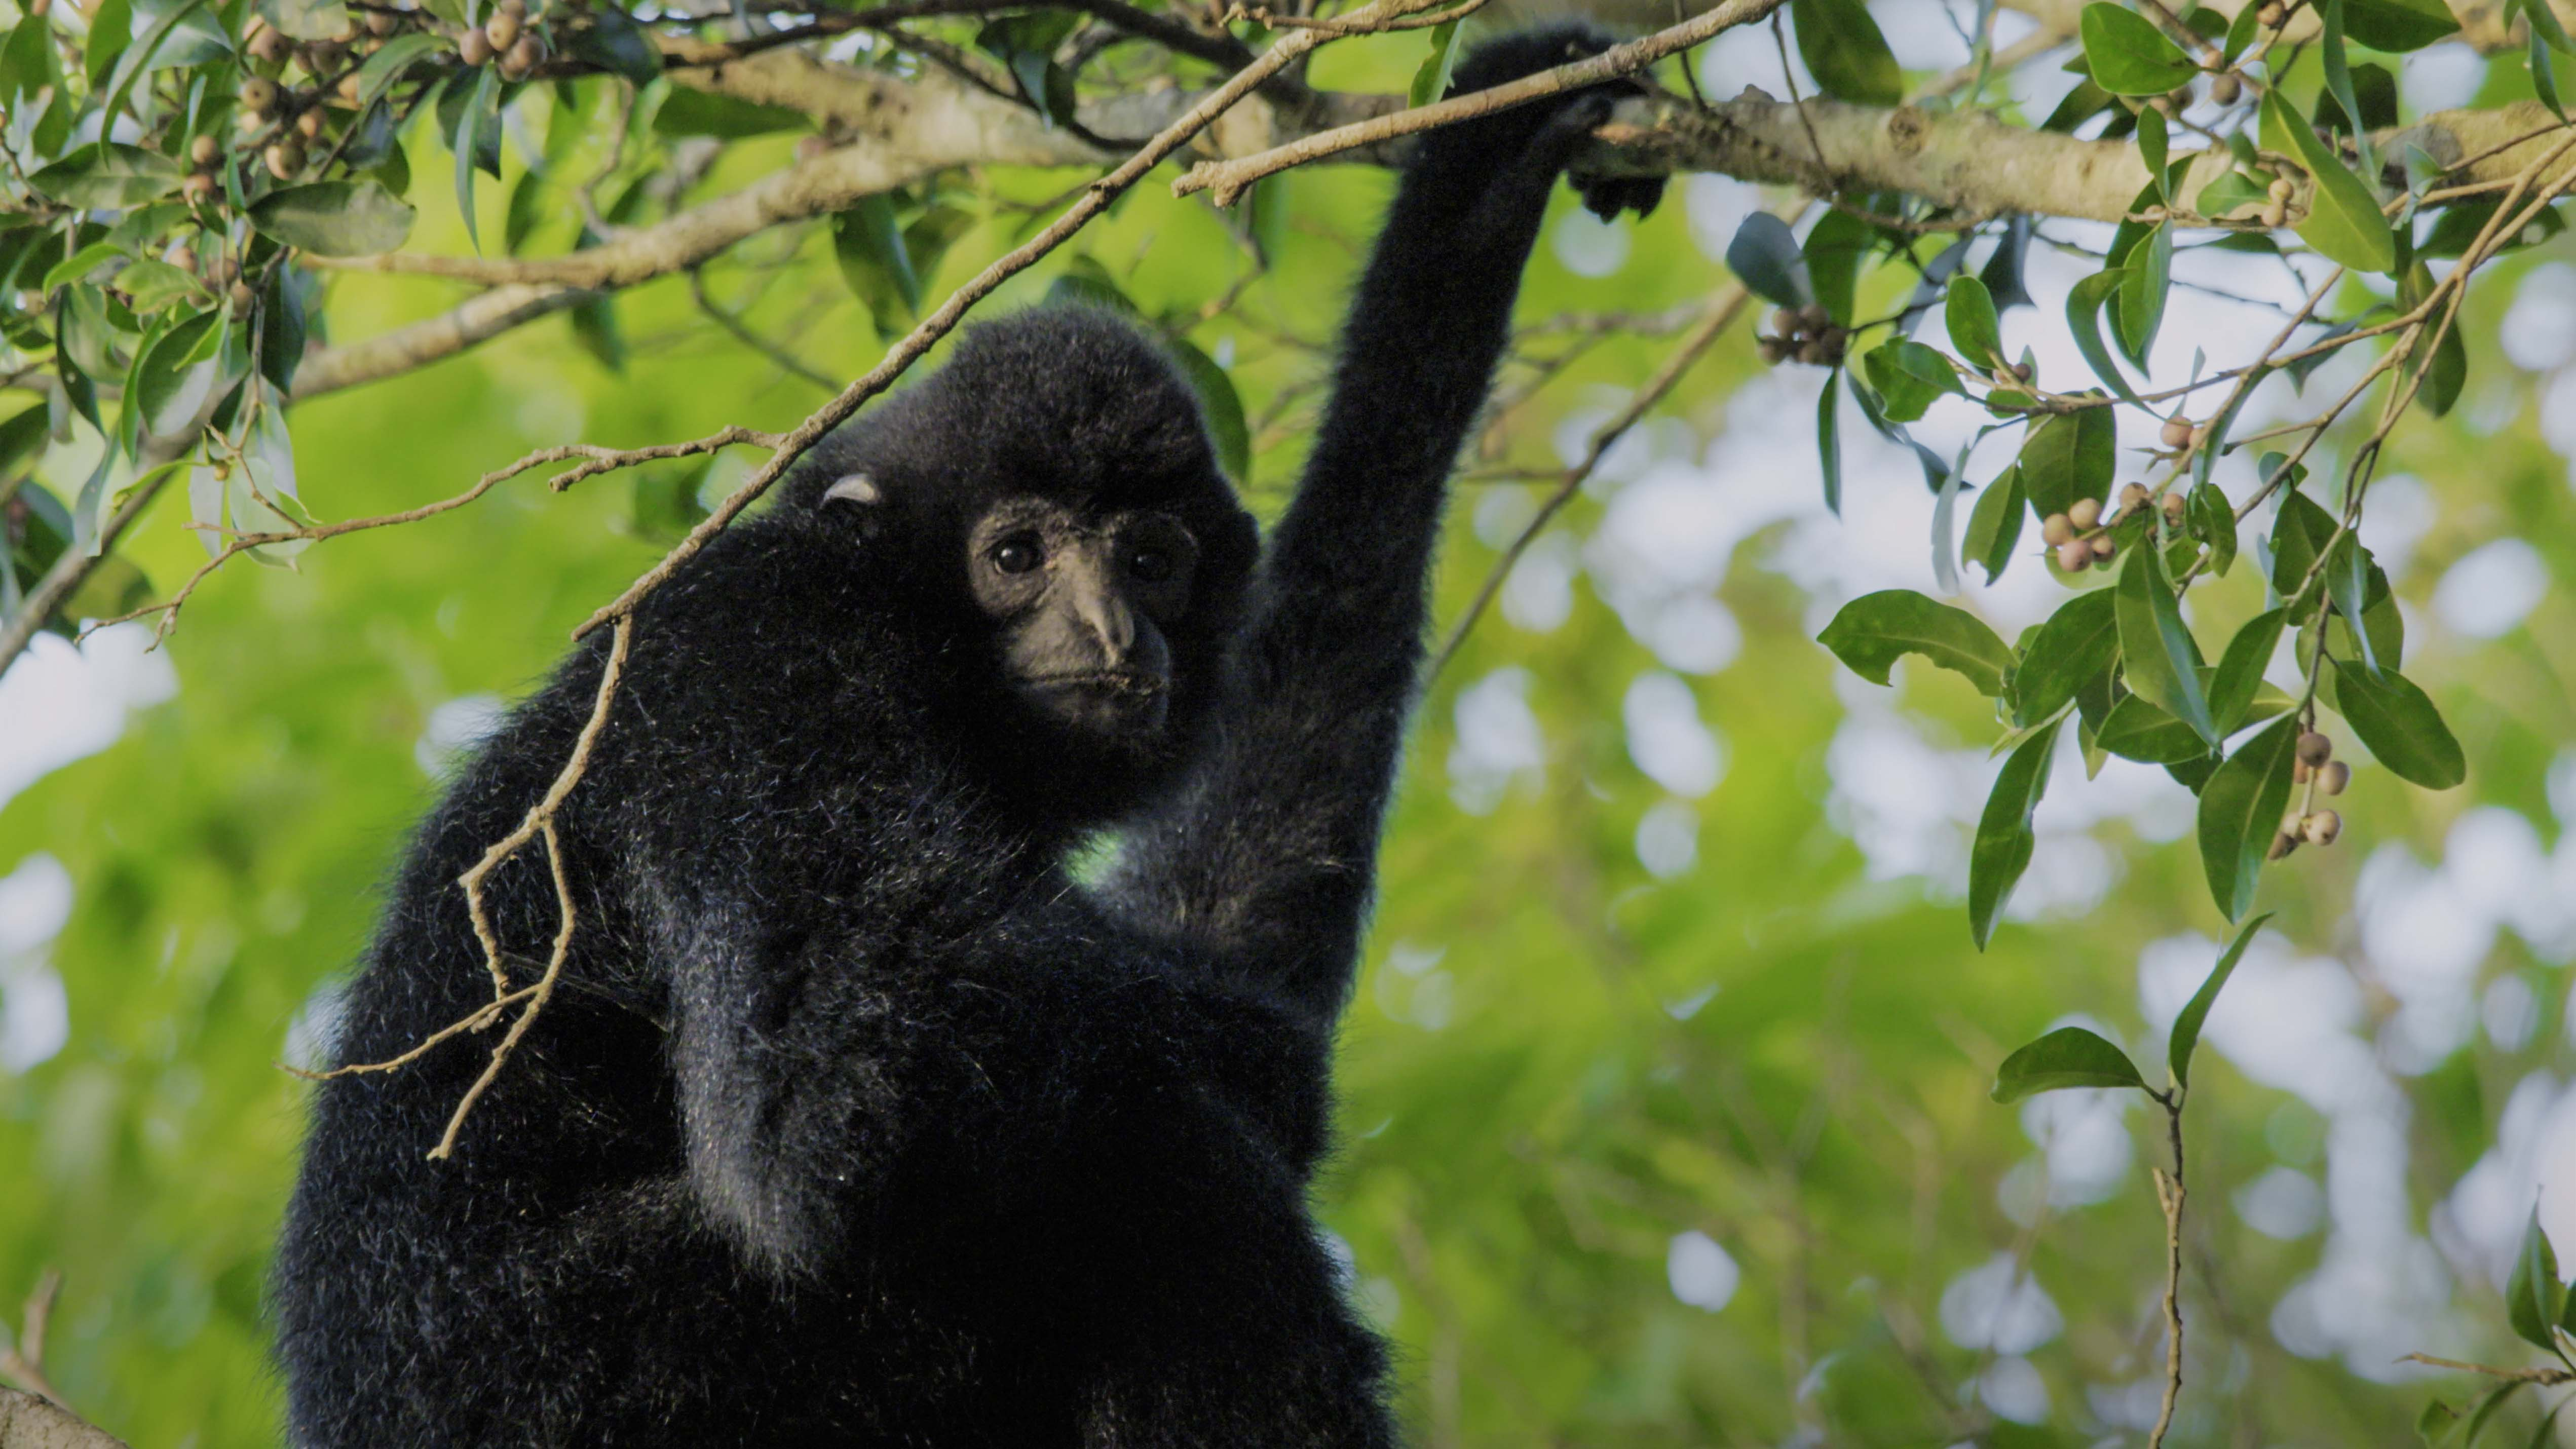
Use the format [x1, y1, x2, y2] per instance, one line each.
[2161, 491, 2187, 523]
[2089, 533, 2115, 559]
[238, 75, 280, 114]
[229, 279, 257, 310]
[304, 39, 346, 71]
[180, 171, 218, 203]
[2296, 730, 2333, 768]
[2301, 809, 2342, 846]
[2167, 84, 2194, 111]
[168, 244, 196, 273]
[2267, 830, 2299, 861]
[2161, 415, 2193, 450]
[458, 26, 493, 63]
[2318, 759, 2350, 795]
[263, 138, 304, 179]
[484, 10, 521, 50]
[2055, 539, 2092, 573]
[2268, 176, 2296, 203]
[365, 8, 400, 33]
[188, 133, 220, 165]
[2120, 481, 2150, 510]
[336, 73, 363, 103]
[2210, 73, 2242, 105]
[2069, 497, 2103, 529]
[2041, 512, 2074, 547]
[1757, 336, 1787, 365]
[2259, 202, 2287, 230]
[247, 25, 288, 63]
[497, 0, 527, 16]
[2258, 0, 2286, 25]
[1796, 338, 1829, 366]
[1800, 303, 1830, 333]
[2294, 758, 2312, 785]
[295, 106, 325, 138]
[1773, 306, 1802, 336]
[1818, 326, 1847, 363]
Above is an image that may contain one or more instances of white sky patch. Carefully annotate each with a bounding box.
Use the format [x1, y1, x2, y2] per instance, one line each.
[1666, 1229, 1741, 1312]
[1938, 1252, 2062, 1354]
[1636, 799, 1699, 879]
[1977, 1356, 2050, 1426]
[1447, 668, 1545, 816]
[0, 854, 74, 1075]
[2503, 264, 2576, 373]
[1551, 210, 1631, 279]
[2431, 538, 2550, 639]
[0, 626, 178, 816]
[1623, 673, 1724, 798]
[416, 693, 508, 777]
[2237, 1166, 2326, 1240]
[1499, 532, 1577, 634]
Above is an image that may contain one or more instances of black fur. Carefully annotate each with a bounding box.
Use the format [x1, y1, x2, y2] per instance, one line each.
[273, 28, 1656, 1447]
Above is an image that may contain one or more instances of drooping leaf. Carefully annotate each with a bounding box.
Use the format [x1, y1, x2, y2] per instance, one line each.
[1963, 464, 2025, 582]
[2116, 546, 2215, 744]
[2016, 406, 2114, 522]
[832, 196, 921, 339]
[2169, 911, 2272, 1087]
[2079, 3, 2199, 94]
[1802, 207, 1873, 325]
[2196, 712, 2301, 920]
[1816, 369, 1842, 516]
[1945, 273, 2005, 372]
[1791, 0, 1904, 105]
[1861, 340, 1961, 423]
[1726, 212, 1810, 310]
[1165, 339, 1251, 484]
[1970, 719, 2062, 948]
[2324, 662, 2466, 788]
[2508, 1210, 2567, 1355]
[2115, 222, 2173, 365]
[2012, 588, 2120, 727]
[248, 180, 417, 256]
[1408, 18, 1466, 108]
[568, 5, 664, 87]
[451, 64, 501, 252]
[2261, 88, 2398, 274]
[2065, 269, 2143, 402]
[1817, 590, 2015, 696]
[1992, 1025, 2147, 1102]
[2208, 607, 2286, 734]
[2342, 0, 2460, 47]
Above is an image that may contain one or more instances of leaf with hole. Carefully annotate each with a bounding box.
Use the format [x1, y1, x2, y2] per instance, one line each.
[1992, 1025, 2147, 1101]
[1817, 589, 2016, 696]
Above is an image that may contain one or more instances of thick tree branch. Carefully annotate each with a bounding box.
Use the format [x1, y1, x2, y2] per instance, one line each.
[0, 1388, 125, 1449]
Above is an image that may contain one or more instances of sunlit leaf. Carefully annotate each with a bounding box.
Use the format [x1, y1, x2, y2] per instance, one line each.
[2079, 3, 2198, 94]
[249, 181, 418, 257]
[1992, 1025, 2147, 1101]
[2196, 712, 2300, 920]
[1791, 0, 1903, 104]
[1970, 719, 2061, 948]
[2169, 910, 2271, 1086]
[2324, 661, 2466, 788]
[2261, 88, 2398, 274]
[2013, 588, 2119, 727]
[1817, 590, 2015, 696]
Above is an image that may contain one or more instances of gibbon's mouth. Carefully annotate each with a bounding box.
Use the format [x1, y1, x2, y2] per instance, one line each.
[1025, 670, 1167, 698]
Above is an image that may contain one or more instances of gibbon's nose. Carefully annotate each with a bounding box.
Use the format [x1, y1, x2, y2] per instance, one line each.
[1068, 575, 1137, 666]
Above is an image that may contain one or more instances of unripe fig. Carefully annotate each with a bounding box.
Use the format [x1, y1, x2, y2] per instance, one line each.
[2318, 759, 2350, 795]
[1801, 303, 1830, 333]
[497, 0, 527, 15]
[2167, 84, 2194, 111]
[2210, 73, 2242, 105]
[238, 75, 280, 114]
[264, 137, 304, 179]
[484, 10, 521, 51]
[459, 26, 493, 63]
[2069, 497, 2102, 529]
[180, 171, 218, 203]
[2296, 730, 2333, 767]
[2258, 0, 2286, 25]
[1773, 306, 1801, 336]
[2089, 533, 2115, 559]
[2301, 809, 2342, 846]
[2120, 482, 2150, 510]
[248, 26, 289, 63]
[2055, 539, 2092, 573]
[365, 8, 400, 33]
[2293, 757, 2311, 785]
[2161, 415, 2193, 450]
[2259, 201, 2288, 229]
[2161, 491, 2187, 523]
[1796, 338, 1829, 366]
[1757, 336, 1787, 365]
[168, 243, 196, 272]
[2041, 512, 2074, 547]
[2267, 830, 2299, 860]
[1818, 326, 1847, 363]
[296, 106, 325, 138]
[188, 133, 219, 165]
[26, 0, 51, 17]
[336, 72, 363, 103]
[229, 279, 257, 309]
[2268, 176, 2295, 203]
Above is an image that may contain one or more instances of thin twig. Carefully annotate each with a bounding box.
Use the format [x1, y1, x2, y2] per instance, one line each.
[689, 269, 841, 392]
[2148, 1092, 2187, 1449]
[0, 1270, 63, 1407]
[0, 451, 185, 677]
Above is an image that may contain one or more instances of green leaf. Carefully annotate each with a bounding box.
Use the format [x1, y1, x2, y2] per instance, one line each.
[2195, 168, 2271, 219]
[2268, 490, 2339, 603]
[1817, 590, 2016, 696]
[1946, 274, 2005, 372]
[2324, 531, 2380, 676]
[2116, 546, 2215, 744]
[2016, 406, 2114, 520]
[569, 292, 625, 372]
[1165, 338, 1250, 484]
[133, 309, 219, 437]
[2208, 607, 2286, 734]
[2169, 910, 2272, 1087]
[2066, 270, 2143, 402]
[2260, 88, 2397, 274]
[2325, 662, 2466, 788]
[831, 196, 921, 339]
[2342, 0, 2460, 47]
[2196, 712, 2300, 920]
[1860, 340, 1960, 423]
[1726, 212, 1810, 310]
[27, 143, 182, 209]
[2080, 3, 2199, 94]
[2116, 222, 2172, 365]
[2136, 103, 2170, 197]
[2320, 0, 2378, 176]
[452, 64, 501, 252]
[353, 31, 443, 110]
[2013, 589, 2120, 727]
[1817, 369, 1842, 516]
[2223, 0, 2265, 60]
[85, 0, 132, 88]
[42, 242, 123, 293]
[2420, 1399, 2463, 1446]
[2508, 1210, 2565, 1355]
[1408, 17, 1465, 108]
[2527, 0, 2576, 51]
[1791, 0, 1903, 105]
[1970, 718, 2062, 948]
[2397, 263, 2468, 418]
[976, 11, 1082, 127]
[568, 5, 664, 88]
[258, 0, 349, 39]
[2097, 692, 2217, 764]
[652, 87, 807, 138]
[0, 405, 48, 484]
[1803, 207, 1872, 325]
[1964, 465, 2025, 582]
[1992, 1025, 2147, 1102]
[248, 180, 416, 256]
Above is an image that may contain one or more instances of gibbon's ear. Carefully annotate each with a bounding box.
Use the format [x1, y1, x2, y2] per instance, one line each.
[822, 473, 881, 508]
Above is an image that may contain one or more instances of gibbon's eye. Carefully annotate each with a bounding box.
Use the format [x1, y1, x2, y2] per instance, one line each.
[1126, 547, 1174, 584]
[990, 534, 1045, 576]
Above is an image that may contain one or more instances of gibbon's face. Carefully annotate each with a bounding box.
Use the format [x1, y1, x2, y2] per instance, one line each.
[960, 493, 1203, 743]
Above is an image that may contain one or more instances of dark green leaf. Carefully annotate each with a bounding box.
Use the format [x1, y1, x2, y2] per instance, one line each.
[2080, 3, 2199, 93]
[0, 404, 48, 483]
[831, 196, 920, 339]
[248, 180, 417, 256]
[2017, 406, 2114, 519]
[1408, 18, 1465, 108]
[569, 6, 663, 87]
[2117, 546, 2216, 743]
[27, 143, 181, 209]
[1803, 207, 1872, 325]
[2326, 531, 2380, 675]
[2116, 222, 2173, 365]
[1791, 0, 1904, 104]
[353, 31, 443, 110]
[2342, 0, 2460, 47]
[452, 64, 500, 251]
[2170, 911, 2272, 1086]
[2224, 0, 2264, 60]
[2013, 589, 2121, 727]
[2319, 0, 2378, 176]
[1165, 339, 1250, 484]
[1992, 1025, 2147, 1101]
[2209, 607, 2285, 733]
[2196, 712, 2300, 920]
[2509, 1210, 2566, 1355]
[569, 292, 624, 371]
[1971, 719, 2061, 948]
[1817, 589, 2016, 696]
[1964, 465, 2025, 582]
[2325, 662, 2465, 788]
[2260, 88, 2397, 273]
[2195, 169, 2272, 219]
[2398, 263, 2467, 417]
[1726, 212, 1810, 310]
[652, 87, 806, 138]
[2066, 269, 2142, 401]
[1946, 273, 2004, 372]
[1860, 340, 1960, 423]
[2268, 490, 2339, 603]
[1817, 369, 1842, 515]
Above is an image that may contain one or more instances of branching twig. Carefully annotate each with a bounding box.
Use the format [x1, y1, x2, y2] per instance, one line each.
[0, 1270, 62, 1407]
